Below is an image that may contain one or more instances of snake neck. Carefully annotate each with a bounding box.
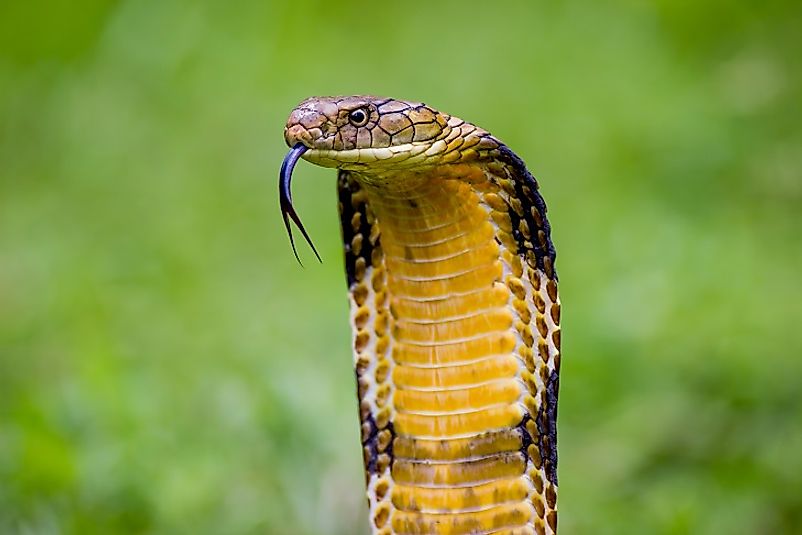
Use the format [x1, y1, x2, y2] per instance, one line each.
[343, 167, 559, 535]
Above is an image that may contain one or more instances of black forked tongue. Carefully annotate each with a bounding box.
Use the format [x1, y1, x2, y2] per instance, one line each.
[279, 143, 321, 265]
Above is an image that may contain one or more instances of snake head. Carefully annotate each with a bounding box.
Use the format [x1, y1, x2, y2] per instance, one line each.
[284, 96, 451, 171]
[280, 95, 489, 263]
[279, 96, 451, 263]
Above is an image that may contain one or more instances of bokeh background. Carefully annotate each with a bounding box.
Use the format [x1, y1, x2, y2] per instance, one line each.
[1, 1, 801, 533]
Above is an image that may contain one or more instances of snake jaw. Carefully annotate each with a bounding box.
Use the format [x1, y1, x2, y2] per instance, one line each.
[279, 143, 322, 265]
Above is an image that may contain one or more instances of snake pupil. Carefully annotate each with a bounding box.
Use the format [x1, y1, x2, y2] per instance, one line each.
[349, 108, 368, 126]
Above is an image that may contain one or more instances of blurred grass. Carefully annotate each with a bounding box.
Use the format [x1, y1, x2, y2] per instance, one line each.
[1, 1, 801, 533]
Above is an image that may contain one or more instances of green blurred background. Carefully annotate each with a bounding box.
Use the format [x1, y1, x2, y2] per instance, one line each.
[1, 1, 800, 533]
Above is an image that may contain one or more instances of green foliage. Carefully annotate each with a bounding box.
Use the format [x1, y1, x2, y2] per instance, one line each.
[1, 1, 800, 533]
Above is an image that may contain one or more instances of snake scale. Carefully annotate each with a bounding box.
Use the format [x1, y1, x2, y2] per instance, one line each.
[280, 96, 561, 535]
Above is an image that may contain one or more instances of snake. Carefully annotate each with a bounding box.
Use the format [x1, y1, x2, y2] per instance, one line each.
[279, 96, 561, 535]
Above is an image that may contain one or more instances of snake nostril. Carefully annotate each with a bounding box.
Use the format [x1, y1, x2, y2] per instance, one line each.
[285, 124, 312, 147]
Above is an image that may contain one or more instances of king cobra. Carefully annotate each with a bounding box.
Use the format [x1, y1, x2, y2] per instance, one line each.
[279, 96, 561, 535]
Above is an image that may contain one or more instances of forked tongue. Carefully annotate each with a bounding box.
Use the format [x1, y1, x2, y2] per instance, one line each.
[279, 143, 321, 265]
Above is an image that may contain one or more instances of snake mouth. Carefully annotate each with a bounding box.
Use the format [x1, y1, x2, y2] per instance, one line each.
[280, 143, 321, 264]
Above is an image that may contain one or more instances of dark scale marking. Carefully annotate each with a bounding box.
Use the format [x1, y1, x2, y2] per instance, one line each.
[487, 142, 560, 485]
[534, 370, 560, 486]
[544, 369, 559, 485]
[516, 414, 537, 459]
[507, 208, 527, 255]
[338, 171, 377, 287]
[358, 404, 397, 480]
[361, 412, 380, 479]
[339, 169, 395, 484]
[496, 144, 557, 279]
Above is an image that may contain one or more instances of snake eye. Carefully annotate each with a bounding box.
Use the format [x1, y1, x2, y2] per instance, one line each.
[348, 108, 369, 127]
